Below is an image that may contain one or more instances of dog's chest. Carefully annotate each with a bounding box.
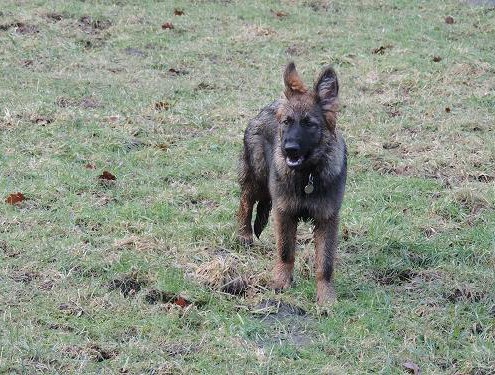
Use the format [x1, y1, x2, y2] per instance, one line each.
[270, 172, 336, 219]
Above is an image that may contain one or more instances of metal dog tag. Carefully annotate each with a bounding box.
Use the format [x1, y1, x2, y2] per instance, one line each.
[304, 183, 314, 194]
[304, 174, 314, 194]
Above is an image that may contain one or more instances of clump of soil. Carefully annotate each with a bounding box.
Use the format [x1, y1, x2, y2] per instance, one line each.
[372, 268, 418, 285]
[109, 273, 148, 297]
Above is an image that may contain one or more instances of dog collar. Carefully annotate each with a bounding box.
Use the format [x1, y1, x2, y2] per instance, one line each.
[304, 173, 314, 194]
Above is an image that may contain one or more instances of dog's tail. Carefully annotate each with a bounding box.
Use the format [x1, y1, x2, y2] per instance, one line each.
[253, 199, 271, 239]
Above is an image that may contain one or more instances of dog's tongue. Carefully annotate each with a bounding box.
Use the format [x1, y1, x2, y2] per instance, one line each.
[286, 155, 304, 167]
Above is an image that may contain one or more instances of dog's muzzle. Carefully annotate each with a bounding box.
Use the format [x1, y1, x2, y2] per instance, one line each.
[284, 143, 305, 168]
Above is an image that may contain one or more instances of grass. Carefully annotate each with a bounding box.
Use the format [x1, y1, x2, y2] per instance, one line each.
[1, 0, 494, 373]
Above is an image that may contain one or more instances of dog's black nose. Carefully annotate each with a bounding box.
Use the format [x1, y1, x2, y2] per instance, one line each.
[284, 142, 300, 156]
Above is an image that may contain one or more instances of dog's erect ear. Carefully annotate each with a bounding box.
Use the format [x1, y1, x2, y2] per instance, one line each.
[315, 66, 339, 130]
[283, 62, 308, 98]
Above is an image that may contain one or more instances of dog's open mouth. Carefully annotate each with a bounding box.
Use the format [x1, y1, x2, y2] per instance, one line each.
[286, 155, 305, 168]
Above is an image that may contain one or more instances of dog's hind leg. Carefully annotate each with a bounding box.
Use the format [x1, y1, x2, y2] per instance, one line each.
[237, 187, 256, 246]
[253, 197, 271, 239]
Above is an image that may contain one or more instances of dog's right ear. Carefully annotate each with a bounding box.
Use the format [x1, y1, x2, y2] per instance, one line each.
[315, 66, 339, 131]
[283, 62, 308, 98]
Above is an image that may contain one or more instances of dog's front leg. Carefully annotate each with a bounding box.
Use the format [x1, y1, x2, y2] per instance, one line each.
[272, 210, 297, 290]
[314, 215, 339, 305]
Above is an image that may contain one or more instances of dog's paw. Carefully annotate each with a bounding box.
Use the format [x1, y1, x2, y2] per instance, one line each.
[238, 234, 253, 247]
[272, 268, 293, 292]
[272, 279, 291, 292]
[272, 260, 294, 292]
[316, 282, 337, 307]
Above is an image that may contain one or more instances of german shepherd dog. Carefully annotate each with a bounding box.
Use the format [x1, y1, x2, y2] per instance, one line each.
[237, 62, 346, 305]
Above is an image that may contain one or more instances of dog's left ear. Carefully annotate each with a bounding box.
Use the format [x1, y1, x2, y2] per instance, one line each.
[315, 66, 339, 131]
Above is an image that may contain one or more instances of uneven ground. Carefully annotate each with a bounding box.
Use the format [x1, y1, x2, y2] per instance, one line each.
[1, 0, 494, 374]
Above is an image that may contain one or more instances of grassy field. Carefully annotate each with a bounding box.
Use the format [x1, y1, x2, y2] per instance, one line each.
[1, 0, 494, 373]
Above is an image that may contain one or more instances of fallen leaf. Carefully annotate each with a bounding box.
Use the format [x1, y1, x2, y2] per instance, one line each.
[107, 115, 120, 122]
[445, 16, 454, 24]
[154, 101, 171, 111]
[161, 22, 174, 30]
[144, 289, 192, 307]
[432, 56, 442, 62]
[403, 361, 421, 375]
[173, 296, 191, 308]
[85, 163, 96, 170]
[6, 192, 25, 205]
[273, 10, 289, 18]
[174, 9, 184, 16]
[372, 45, 393, 54]
[445, 107, 451, 113]
[99, 171, 116, 181]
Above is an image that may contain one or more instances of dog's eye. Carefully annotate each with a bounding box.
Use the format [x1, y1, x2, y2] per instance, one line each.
[301, 118, 316, 127]
[282, 118, 292, 125]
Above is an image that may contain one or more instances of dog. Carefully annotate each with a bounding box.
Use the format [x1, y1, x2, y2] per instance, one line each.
[237, 62, 347, 305]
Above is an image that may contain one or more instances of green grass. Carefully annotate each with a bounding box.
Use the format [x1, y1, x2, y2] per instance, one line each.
[1, 0, 494, 373]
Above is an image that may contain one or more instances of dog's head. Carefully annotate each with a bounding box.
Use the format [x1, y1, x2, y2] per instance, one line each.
[276, 62, 339, 169]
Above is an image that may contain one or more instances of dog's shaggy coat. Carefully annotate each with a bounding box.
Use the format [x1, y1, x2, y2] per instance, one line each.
[238, 62, 346, 305]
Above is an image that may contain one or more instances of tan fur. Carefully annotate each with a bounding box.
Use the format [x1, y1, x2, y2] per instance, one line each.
[283, 62, 308, 98]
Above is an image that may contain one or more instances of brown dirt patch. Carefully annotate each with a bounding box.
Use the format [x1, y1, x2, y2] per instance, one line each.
[0, 22, 39, 34]
[45, 12, 63, 22]
[251, 299, 313, 347]
[80, 96, 103, 109]
[56, 96, 102, 109]
[10, 270, 39, 284]
[63, 344, 117, 362]
[445, 286, 486, 303]
[109, 273, 148, 297]
[163, 342, 199, 357]
[58, 301, 84, 317]
[78, 16, 112, 34]
[372, 268, 419, 285]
